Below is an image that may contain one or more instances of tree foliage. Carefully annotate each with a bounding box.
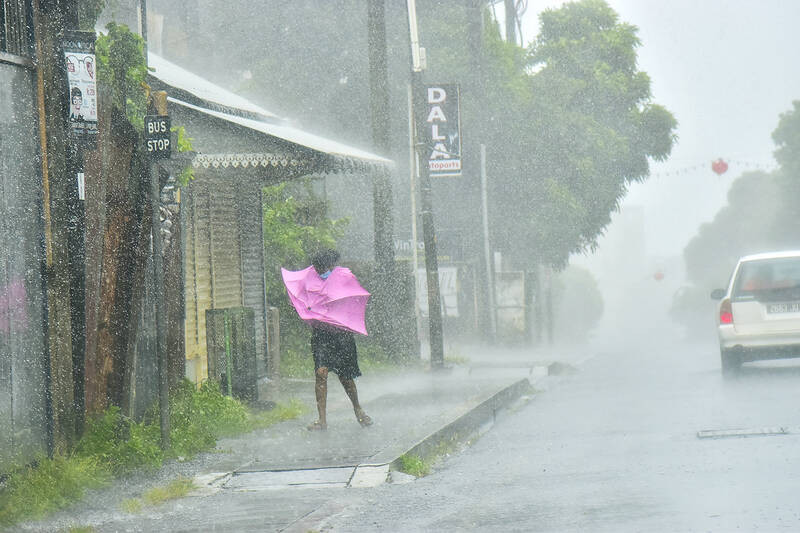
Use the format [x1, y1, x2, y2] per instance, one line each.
[683, 100, 800, 290]
[487, 0, 676, 267]
[95, 22, 149, 131]
[552, 265, 604, 341]
[674, 100, 800, 336]
[261, 181, 349, 357]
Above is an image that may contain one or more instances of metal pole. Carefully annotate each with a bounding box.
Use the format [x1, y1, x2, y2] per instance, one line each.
[407, 83, 424, 357]
[139, 0, 148, 56]
[150, 157, 170, 448]
[407, 0, 444, 368]
[149, 92, 170, 449]
[413, 74, 445, 368]
[142, 2, 168, 448]
[480, 144, 497, 342]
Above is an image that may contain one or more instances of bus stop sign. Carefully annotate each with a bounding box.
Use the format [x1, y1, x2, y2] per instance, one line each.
[145, 115, 171, 159]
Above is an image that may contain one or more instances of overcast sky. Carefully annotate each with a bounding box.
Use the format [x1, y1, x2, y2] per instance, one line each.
[517, 0, 800, 262]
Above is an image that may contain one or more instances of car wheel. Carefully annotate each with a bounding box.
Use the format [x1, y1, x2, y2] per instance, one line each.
[720, 349, 742, 377]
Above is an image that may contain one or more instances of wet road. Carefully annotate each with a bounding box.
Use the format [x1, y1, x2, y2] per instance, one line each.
[322, 341, 800, 532]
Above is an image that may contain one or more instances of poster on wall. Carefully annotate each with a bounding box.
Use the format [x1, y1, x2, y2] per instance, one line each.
[417, 266, 460, 318]
[63, 31, 98, 148]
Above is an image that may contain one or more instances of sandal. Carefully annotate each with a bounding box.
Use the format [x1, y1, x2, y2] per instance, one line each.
[307, 420, 327, 431]
[355, 409, 373, 428]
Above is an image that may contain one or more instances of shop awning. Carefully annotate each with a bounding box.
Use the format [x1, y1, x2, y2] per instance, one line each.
[147, 53, 392, 172]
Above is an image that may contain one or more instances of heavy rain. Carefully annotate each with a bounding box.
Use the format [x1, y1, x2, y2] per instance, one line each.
[1, 0, 800, 531]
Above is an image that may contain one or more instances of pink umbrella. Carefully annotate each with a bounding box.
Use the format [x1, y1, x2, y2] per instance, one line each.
[281, 265, 370, 335]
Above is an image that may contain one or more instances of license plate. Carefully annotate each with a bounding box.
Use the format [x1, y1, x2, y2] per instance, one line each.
[767, 302, 800, 314]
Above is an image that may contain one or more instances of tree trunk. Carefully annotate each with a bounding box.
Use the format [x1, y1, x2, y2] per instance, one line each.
[83, 97, 150, 413]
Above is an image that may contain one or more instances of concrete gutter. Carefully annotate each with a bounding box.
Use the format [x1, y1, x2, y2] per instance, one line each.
[358, 377, 533, 484]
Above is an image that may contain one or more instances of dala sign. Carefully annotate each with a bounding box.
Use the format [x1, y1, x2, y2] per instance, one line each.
[419, 84, 462, 177]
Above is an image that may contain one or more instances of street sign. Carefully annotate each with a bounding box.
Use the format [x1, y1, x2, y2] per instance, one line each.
[417, 84, 462, 177]
[145, 115, 172, 159]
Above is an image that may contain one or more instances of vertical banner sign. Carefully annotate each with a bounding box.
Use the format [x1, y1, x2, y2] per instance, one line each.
[419, 84, 462, 177]
[63, 31, 98, 147]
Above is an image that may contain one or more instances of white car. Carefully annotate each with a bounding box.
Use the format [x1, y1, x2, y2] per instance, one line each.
[712, 251, 800, 376]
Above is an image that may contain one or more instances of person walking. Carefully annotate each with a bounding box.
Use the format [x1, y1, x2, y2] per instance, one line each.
[305, 249, 372, 431]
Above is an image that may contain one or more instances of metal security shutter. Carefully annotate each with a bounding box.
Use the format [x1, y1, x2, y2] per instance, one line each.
[208, 183, 243, 310]
[183, 188, 210, 381]
[237, 184, 267, 375]
[183, 181, 245, 383]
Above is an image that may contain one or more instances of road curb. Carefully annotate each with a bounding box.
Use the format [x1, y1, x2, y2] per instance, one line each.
[377, 377, 532, 473]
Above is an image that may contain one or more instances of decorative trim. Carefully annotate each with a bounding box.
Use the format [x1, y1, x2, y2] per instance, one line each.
[191, 153, 310, 170]
[190, 152, 388, 175]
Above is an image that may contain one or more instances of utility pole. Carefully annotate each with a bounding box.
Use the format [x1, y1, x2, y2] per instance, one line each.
[141, 0, 169, 449]
[480, 145, 497, 342]
[504, 0, 517, 44]
[368, 0, 408, 360]
[148, 92, 170, 450]
[367, 0, 394, 269]
[406, 0, 445, 368]
[32, 0, 78, 451]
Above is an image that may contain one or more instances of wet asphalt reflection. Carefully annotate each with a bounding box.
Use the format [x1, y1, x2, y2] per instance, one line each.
[322, 341, 800, 532]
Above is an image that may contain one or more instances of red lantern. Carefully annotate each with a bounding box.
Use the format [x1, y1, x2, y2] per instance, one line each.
[653, 271, 664, 281]
[711, 158, 729, 175]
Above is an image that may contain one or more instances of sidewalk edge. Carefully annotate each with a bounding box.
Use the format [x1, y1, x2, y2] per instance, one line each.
[371, 377, 531, 470]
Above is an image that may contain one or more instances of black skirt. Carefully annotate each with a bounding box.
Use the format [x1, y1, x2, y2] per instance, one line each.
[311, 327, 361, 379]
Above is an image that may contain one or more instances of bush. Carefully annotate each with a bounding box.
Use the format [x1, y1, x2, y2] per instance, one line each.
[0, 380, 305, 528]
[0, 455, 108, 526]
[75, 406, 162, 476]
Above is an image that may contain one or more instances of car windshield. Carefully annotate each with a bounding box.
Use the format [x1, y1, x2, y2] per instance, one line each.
[733, 257, 800, 301]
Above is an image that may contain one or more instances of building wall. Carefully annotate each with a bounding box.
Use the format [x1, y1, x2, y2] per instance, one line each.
[0, 60, 49, 469]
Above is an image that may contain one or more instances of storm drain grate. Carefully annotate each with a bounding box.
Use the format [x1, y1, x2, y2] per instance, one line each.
[697, 427, 789, 439]
[224, 467, 354, 490]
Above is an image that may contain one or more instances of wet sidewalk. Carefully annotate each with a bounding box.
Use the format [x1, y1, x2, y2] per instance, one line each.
[16, 344, 584, 532]
[202, 363, 542, 491]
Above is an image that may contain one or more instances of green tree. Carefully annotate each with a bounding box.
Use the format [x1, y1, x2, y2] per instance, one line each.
[552, 265, 604, 341]
[673, 101, 800, 337]
[261, 180, 349, 361]
[416, 0, 676, 268]
[496, 0, 676, 267]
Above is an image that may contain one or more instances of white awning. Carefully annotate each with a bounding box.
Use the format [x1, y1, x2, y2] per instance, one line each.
[147, 53, 278, 121]
[147, 53, 392, 169]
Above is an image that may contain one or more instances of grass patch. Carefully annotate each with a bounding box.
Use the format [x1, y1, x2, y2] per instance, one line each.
[121, 497, 142, 514]
[0, 455, 108, 526]
[395, 454, 431, 477]
[394, 436, 463, 479]
[68, 527, 98, 533]
[444, 345, 470, 365]
[122, 477, 196, 514]
[0, 381, 304, 529]
[142, 477, 196, 506]
[247, 399, 307, 430]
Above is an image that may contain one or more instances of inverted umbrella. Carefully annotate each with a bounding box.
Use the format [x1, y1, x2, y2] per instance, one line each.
[281, 265, 370, 335]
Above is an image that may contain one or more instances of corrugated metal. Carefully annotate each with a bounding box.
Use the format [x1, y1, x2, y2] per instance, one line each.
[237, 184, 267, 375]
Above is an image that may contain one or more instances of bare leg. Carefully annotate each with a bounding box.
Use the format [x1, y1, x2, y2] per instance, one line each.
[340, 376, 372, 427]
[310, 367, 328, 430]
